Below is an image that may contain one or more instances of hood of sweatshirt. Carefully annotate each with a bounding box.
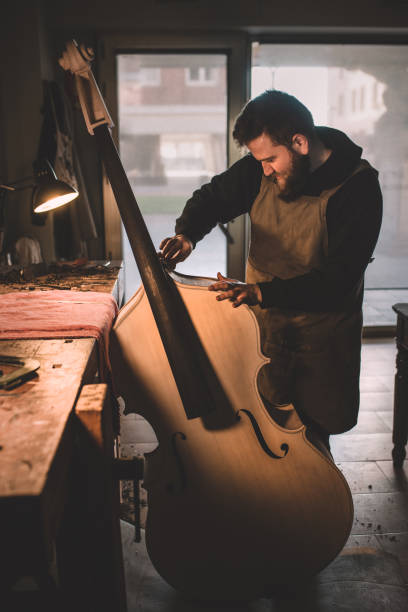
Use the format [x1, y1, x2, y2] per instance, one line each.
[303, 126, 364, 195]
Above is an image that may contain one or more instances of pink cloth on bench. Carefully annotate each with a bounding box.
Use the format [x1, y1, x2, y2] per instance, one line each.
[0, 290, 118, 380]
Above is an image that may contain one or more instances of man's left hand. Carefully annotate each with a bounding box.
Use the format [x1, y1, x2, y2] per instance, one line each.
[208, 272, 262, 308]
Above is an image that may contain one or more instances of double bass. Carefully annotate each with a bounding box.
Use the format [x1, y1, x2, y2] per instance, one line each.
[59, 41, 353, 601]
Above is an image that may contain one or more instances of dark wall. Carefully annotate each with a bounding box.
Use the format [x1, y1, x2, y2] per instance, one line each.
[1, 2, 57, 262]
[45, 0, 408, 32]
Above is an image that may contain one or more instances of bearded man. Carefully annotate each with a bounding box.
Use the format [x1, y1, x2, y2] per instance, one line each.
[160, 90, 382, 451]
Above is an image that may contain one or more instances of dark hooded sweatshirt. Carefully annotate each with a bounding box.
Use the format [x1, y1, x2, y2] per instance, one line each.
[175, 127, 383, 313]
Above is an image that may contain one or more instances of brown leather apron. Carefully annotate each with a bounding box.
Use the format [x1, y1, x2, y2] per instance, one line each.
[246, 162, 368, 434]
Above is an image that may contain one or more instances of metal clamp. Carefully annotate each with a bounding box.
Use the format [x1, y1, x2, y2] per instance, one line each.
[0, 355, 40, 389]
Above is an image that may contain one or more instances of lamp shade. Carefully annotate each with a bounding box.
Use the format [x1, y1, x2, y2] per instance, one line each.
[33, 179, 78, 213]
[0, 160, 79, 214]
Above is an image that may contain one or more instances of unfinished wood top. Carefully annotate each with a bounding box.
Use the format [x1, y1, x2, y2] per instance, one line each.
[0, 337, 97, 499]
[0, 260, 124, 305]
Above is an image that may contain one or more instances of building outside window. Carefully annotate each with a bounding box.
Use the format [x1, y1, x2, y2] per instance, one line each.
[185, 66, 217, 86]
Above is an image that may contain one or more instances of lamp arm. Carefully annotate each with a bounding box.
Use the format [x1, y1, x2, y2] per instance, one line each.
[0, 160, 57, 193]
[0, 184, 36, 192]
[0, 174, 37, 191]
[59, 40, 113, 135]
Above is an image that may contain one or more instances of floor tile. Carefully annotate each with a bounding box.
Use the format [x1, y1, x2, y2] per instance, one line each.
[377, 411, 394, 431]
[376, 375, 396, 392]
[377, 532, 408, 558]
[331, 433, 392, 462]
[360, 376, 393, 393]
[120, 415, 157, 444]
[360, 360, 396, 376]
[352, 492, 408, 535]
[359, 392, 393, 411]
[120, 442, 158, 458]
[377, 533, 408, 582]
[343, 533, 382, 550]
[120, 523, 178, 612]
[121, 413, 148, 421]
[320, 546, 405, 586]
[342, 411, 391, 435]
[377, 460, 408, 492]
[361, 344, 396, 363]
[337, 461, 395, 493]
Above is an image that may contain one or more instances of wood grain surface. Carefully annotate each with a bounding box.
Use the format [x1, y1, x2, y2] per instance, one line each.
[0, 265, 122, 586]
[0, 338, 97, 499]
[111, 280, 354, 599]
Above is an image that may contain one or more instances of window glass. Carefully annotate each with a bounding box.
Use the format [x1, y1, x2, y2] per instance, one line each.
[117, 54, 227, 300]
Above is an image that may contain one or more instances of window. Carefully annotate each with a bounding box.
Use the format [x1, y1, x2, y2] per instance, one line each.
[338, 93, 344, 116]
[360, 86, 365, 111]
[252, 42, 408, 326]
[117, 53, 227, 299]
[372, 81, 380, 109]
[185, 66, 217, 86]
[351, 89, 357, 113]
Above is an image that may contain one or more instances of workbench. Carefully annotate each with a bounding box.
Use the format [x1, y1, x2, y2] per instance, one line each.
[0, 262, 127, 611]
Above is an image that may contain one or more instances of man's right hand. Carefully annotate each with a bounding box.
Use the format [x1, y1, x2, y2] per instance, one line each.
[159, 234, 193, 269]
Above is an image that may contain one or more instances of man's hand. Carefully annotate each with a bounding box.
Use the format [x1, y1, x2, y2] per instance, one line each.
[159, 234, 193, 269]
[208, 272, 262, 308]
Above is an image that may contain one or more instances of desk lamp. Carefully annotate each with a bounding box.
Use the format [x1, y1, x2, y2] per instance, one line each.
[0, 160, 78, 213]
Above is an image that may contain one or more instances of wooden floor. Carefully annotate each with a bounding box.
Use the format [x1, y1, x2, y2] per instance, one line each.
[333, 337, 408, 575]
[119, 337, 408, 610]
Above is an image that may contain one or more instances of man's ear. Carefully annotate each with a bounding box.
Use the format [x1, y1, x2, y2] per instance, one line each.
[291, 133, 309, 155]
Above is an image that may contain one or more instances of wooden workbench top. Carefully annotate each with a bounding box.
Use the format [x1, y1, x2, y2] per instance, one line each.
[0, 337, 97, 498]
[0, 260, 124, 304]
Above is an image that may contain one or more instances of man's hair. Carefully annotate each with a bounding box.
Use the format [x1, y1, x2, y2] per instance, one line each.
[233, 90, 315, 147]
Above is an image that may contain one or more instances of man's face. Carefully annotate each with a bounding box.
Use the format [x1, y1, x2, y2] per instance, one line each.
[247, 132, 310, 202]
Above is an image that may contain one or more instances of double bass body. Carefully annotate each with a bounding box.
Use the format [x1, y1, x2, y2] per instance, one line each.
[111, 272, 353, 600]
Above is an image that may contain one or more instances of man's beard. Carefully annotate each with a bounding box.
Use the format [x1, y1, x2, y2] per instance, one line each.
[276, 151, 311, 203]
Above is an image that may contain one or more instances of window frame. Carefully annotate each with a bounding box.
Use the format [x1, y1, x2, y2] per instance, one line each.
[99, 32, 251, 281]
